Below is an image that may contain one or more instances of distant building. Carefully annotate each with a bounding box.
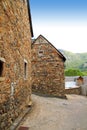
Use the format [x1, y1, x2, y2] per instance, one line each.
[0, 0, 33, 129]
[76, 76, 84, 86]
[32, 35, 66, 98]
[76, 76, 87, 96]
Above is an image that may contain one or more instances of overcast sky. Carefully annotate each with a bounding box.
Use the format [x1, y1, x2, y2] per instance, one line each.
[30, 0, 87, 53]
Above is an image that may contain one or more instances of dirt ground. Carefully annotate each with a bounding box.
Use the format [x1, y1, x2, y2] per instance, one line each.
[17, 94, 87, 130]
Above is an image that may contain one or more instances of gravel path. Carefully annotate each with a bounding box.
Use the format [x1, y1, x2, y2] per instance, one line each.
[17, 94, 87, 130]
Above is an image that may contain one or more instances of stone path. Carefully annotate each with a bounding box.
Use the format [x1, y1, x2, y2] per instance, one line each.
[17, 94, 87, 130]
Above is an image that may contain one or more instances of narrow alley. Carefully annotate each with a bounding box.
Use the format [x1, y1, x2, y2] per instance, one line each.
[17, 94, 87, 130]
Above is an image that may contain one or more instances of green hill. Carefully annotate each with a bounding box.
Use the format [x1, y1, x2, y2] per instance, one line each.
[59, 49, 87, 72]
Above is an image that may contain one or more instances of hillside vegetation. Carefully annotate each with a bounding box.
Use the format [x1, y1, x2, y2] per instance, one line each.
[59, 49, 87, 76]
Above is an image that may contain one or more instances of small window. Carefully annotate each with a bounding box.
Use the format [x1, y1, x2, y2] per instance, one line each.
[11, 83, 15, 96]
[0, 61, 3, 77]
[38, 50, 44, 57]
[24, 59, 28, 79]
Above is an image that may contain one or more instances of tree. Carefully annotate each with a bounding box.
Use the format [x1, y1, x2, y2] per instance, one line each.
[65, 69, 84, 76]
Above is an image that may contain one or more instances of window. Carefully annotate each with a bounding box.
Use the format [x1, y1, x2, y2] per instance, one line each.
[24, 59, 28, 79]
[11, 83, 15, 96]
[0, 58, 5, 77]
[0, 60, 3, 77]
[38, 50, 44, 57]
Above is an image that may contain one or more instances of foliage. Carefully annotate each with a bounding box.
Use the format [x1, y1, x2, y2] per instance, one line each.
[65, 69, 84, 76]
[59, 49, 87, 74]
[82, 71, 87, 76]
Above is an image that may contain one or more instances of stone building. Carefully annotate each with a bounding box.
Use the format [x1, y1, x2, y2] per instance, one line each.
[76, 76, 84, 86]
[32, 35, 66, 98]
[0, 0, 33, 129]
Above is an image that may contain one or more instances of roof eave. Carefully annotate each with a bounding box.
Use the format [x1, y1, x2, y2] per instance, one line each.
[27, 0, 34, 37]
[32, 34, 66, 62]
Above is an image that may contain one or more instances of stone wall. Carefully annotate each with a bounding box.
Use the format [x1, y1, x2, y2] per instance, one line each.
[0, 0, 32, 129]
[80, 84, 87, 96]
[32, 35, 66, 98]
[65, 87, 81, 95]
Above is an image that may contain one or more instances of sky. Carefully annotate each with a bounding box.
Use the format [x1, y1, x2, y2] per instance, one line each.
[30, 0, 87, 53]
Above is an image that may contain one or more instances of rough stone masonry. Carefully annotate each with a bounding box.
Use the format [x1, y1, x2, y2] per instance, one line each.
[0, 0, 33, 129]
[32, 35, 66, 98]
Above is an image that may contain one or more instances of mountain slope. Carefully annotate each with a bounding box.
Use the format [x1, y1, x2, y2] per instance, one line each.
[59, 49, 87, 71]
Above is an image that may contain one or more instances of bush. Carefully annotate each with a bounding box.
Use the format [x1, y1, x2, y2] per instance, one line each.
[65, 69, 84, 76]
[82, 71, 87, 76]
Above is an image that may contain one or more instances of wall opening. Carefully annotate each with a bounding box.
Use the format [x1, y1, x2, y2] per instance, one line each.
[38, 50, 44, 57]
[0, 60, 3, 77]
[24, 59, 28, 79]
